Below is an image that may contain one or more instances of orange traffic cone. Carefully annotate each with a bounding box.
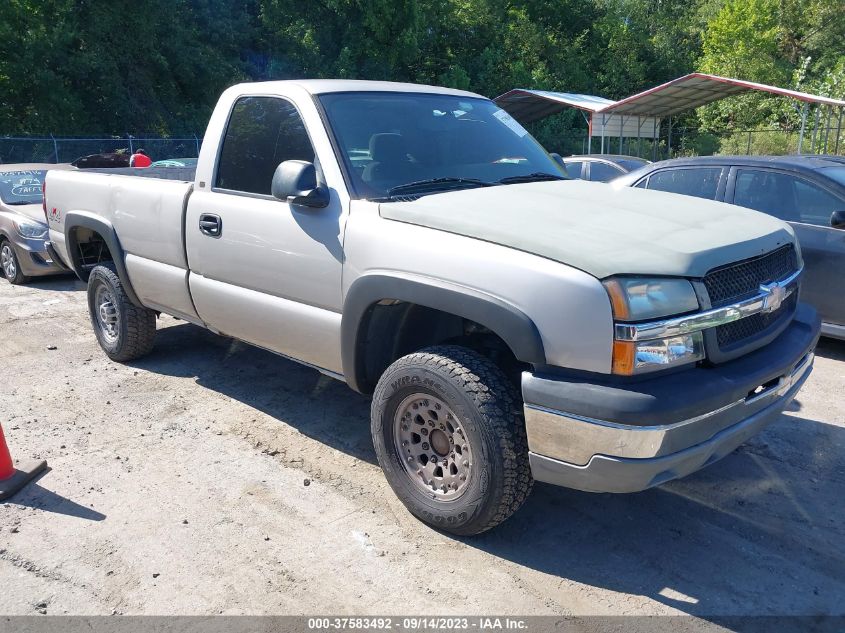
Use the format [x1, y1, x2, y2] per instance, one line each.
[0, 423, 47, 501]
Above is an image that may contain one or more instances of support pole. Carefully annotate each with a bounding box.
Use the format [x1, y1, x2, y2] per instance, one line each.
[667, 116, 673, 160]
[823, 106, 832, 154]
[128, 134, 134, 155]
[652, 119, 659, 161]
[50, 134, 59, 163]
[601, 114, 606, 154]
[618, 115, 624, 156]
[637, 116, 642, 159]
[798, 102, 808, 153]
[835, 108, 843, 155]
[810, 106, 820, 154]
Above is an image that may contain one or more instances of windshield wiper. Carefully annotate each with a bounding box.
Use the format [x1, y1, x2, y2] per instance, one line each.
[498, 172, 566, 184]
[380, 177, 494, 199]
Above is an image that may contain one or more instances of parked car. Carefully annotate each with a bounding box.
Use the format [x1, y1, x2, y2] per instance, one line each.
[0, 163, 75, 284]
[45, 81, 819, 534]
[150, 158, 199, 168]
[561, 154, 651, 182]
[71, 152, 130, 169]
[615, 155, 845, 339]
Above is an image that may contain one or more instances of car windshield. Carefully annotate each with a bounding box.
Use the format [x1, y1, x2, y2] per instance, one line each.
[0, 170, 46, 205]
[319, 92, 566, 199]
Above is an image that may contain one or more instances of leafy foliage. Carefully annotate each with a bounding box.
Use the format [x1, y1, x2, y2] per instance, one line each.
[0, 0, 842, 154]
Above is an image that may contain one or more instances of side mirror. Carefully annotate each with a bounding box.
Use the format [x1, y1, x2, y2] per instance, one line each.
[271, 160, 329, 208]
[550, 152, 565, 168]
[831, 210, 845, 229]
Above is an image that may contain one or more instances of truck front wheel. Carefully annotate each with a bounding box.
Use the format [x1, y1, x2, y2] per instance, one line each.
[87, 263, 156, 361]
[371, 345, 533, 535]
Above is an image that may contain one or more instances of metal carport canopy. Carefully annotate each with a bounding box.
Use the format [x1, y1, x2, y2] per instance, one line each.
[602, 72, 845, 117]
[493, 89, 616, 123]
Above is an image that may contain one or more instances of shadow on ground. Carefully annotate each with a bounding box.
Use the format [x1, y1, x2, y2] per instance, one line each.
[129, 320, 376, 464]
[815, 336, 845, 362]
[22, 276, 85, 293]
[4, 480, 106, 522]
[131, 321, 844, 617]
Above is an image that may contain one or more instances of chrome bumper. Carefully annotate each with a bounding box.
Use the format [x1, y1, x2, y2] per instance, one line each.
[525, 352, 814, 493]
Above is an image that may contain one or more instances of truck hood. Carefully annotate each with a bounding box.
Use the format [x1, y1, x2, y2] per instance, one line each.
[379, 180, 795, 279]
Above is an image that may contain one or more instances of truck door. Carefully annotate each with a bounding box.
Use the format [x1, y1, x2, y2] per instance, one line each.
[185, 95, 346, 375]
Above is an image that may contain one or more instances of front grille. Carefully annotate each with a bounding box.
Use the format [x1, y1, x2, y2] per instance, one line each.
[715, 292, 797, 349]
[703, 244, 799, 355]
[704, 244, 797, 307]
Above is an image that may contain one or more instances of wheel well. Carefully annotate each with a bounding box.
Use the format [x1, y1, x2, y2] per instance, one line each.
[355, 300, 527, 394]
[68, 227, 114, 280]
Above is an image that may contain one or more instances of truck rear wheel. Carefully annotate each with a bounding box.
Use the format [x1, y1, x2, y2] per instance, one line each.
[1, 240, 31, 285]
[87, 263, 156, 361]
[371, 345, 533, 535]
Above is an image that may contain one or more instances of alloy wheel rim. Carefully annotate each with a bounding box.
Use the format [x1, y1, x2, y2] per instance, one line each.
[95, 284, 119, 343]
[1, 245, 15, 279]
[393, 393, 473, 500]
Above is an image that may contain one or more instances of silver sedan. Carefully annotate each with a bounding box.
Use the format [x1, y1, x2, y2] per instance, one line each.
[0, 163, 74, 284]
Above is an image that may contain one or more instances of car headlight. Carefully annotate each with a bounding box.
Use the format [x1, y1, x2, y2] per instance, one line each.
[612, 332, 705, 375]
[14, 220, 48, 240]
[604, 277, 704, 375]
[603, 277, 699, 321]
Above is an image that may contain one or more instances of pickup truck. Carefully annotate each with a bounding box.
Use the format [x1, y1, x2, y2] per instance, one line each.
[44, 80, 820, 535]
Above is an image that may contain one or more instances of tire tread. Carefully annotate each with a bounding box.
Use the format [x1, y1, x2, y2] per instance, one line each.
[372, 344, 533, 535]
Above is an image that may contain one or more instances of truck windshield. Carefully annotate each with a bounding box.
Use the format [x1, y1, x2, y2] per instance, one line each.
[0, 170, 46, 205]
[319, 92, 566, 200]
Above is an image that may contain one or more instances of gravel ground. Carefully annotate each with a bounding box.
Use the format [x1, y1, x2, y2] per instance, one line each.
[0, 276, 843, 621]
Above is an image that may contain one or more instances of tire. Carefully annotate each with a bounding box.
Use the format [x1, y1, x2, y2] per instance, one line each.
[371, 345, 533, 535]
[1, 239, 31, 285]
[87, 263, 156, 361]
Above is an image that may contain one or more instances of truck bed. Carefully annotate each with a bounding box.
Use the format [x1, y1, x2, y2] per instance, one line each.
[46, 168, 195, 316]
[84, 166, 197, 182]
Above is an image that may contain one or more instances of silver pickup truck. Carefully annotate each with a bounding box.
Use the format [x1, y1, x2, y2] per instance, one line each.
[44, 80, 820, 535]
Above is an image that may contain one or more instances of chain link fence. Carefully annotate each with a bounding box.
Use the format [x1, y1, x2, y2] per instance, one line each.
[0, 135, 203, 165]
[3, 126, 842, 166]
[549, 126, 845, 161]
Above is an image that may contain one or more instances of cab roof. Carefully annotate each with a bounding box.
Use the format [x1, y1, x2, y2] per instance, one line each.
[230, 79, 485, 100]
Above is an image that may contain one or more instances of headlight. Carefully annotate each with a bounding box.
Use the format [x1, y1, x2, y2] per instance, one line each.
[14, 220, 48, 240]
[612, 332, 705, 375]
[604, 277, 704, 375]
[603, 277, 699, 321]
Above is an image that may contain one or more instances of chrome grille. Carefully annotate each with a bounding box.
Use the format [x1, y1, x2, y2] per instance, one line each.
[704, 244, 797, 307]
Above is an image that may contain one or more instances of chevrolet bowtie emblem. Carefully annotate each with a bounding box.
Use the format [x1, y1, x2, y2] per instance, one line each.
[759, 282, 787, 313]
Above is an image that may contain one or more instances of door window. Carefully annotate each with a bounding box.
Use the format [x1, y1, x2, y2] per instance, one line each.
[564, 162, 583, 179]
[645, 168, 722, 200]
[733, 169, 843, 226]
[215, 96, 315, 195]
[589, 161, 624, 182]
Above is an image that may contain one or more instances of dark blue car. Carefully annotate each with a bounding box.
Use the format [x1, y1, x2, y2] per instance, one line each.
[616, 155, 845, 339]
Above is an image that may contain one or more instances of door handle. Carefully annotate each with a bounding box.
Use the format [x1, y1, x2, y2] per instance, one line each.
[199, 214, 222, 237]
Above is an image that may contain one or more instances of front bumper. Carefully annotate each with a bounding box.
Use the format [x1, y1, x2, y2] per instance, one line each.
[8, 234, 67, 277]
[523, 303, 820, 493]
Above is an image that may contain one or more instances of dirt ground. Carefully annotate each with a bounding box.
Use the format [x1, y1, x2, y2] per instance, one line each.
[1, 276, 844, 621]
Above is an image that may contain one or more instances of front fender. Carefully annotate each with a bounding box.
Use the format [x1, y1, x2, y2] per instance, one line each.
[341, 273, 546, 393]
